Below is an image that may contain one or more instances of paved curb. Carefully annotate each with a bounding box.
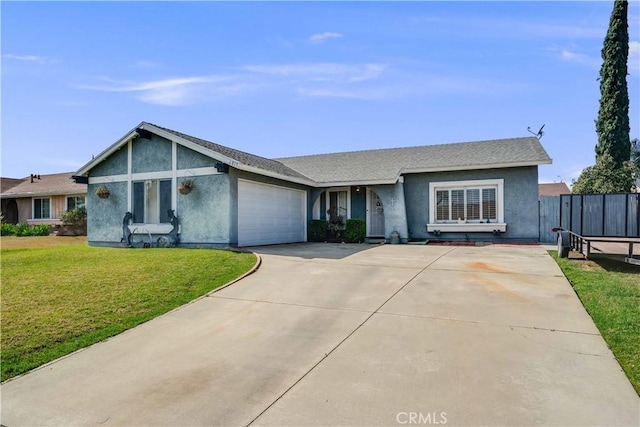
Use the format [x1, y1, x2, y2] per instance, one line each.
[205, 251, 262, 297]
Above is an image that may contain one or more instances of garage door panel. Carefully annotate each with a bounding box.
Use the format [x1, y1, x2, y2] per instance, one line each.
[238, 180, 306, 246]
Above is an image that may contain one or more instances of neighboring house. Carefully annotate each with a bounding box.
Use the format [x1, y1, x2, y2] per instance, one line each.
[538, 182, 571, 199]
[0, 178, 23, 223]
[74, 122, 552, 247]
[0, 173, 87, 225]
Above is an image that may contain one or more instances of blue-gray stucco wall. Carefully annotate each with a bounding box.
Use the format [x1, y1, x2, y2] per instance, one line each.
[177, 145, 216, 169]
[90, 146, 128, 177]
[132, 135, 172, 173]
[403, 166, 539, 242]
[178, 174, 231, 244]
[87, 181, 128, 242]
[370, 182, 409, 242]
[86, 134, 234, 247]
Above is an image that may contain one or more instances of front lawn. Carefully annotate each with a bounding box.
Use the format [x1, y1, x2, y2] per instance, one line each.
[1, 238, 256, 382]
[551, 251, 639, 395]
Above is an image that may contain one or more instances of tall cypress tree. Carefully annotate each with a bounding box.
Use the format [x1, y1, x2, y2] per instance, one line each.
[595, 0, 630, 166]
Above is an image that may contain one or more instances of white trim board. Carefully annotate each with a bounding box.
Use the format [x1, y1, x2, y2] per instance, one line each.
[88, 167, 222, 184]
[427, 223, 507, 233]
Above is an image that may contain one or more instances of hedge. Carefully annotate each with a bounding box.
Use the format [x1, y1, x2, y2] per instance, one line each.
[1, 223, 51, 237]
[308, 219, 328, 242]
[345, 219, 366, 243]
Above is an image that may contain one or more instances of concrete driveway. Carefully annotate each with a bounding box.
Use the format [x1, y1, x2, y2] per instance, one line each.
[2, 244, 638, 426]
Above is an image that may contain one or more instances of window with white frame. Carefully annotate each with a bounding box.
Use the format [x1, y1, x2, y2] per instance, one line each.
[132, 179, 172, 224]
[430, 179, 503, 223]
[33, 198, 51, 219]
[66, 196, 86, 211]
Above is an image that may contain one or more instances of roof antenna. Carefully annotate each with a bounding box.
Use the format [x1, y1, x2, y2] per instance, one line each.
[527, 124, 545, 140]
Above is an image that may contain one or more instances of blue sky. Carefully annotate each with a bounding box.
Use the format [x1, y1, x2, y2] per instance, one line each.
[2, 1, 639, 185]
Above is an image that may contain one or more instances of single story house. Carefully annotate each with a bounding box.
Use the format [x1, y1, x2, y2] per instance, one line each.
[538, 182, 570, 199]
[74, 122, 552, 247]
[1, 173, 87, 225]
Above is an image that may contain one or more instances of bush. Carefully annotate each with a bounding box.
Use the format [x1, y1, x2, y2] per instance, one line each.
[14, 223, 31, 236]
[308, 219, 328, 242]
[30, 224, 51, 236]
[345, 219, 366, 243]
[1, 223, 51, 237]
[1, 223, 17, 236]
[60, 207, 87, 226]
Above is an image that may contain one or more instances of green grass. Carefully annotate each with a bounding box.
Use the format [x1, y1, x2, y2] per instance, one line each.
[551, 251, 640, 395]
[1, 240, 256, 382]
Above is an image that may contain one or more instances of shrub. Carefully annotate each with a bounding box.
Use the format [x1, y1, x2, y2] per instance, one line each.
[60, 207, 87, 227]
[14, 223, 31, 236]
[30, 224, 51, 236]
[308, 219, 328, 242]
[345, 219, 366, 243]
[1, 223, 17, 236]
[1, 223, 51, 237]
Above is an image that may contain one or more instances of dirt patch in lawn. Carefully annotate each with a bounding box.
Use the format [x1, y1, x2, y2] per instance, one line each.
[1, 235, 87, 250]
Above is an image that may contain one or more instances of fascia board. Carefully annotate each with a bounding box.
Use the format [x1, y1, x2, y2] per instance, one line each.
[314, 178, 398, 187]
[400, 160, 552, 175]
[237, 164, 316, 186]
[75, 124, 142, 176]
[143, 124, 317, 187]
[1, 191, 86, 199]
[142, 124, 239, 167]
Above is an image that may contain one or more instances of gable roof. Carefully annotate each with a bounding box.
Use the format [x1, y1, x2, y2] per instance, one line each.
[539, 182, 571, 197]
[278, 137, 552, 185]
[76, 122, 552, 187]
[76, 122, 314, 185]
[152, 124, 311, 182]
[1, 172, 87, 198]
[1, 177, 24, 192]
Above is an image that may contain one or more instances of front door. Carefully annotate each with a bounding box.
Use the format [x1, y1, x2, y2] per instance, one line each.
[367, 189, 385, 236]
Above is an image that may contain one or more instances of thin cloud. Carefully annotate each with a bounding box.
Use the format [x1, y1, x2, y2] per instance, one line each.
[3, 54, 53, 64]
[76, 60, 523, 105]
[297, 87, 388, 100]
[559, 42, 639, 73]
[241, 62, 386, 83]
[413, 15, 604, 40]
[559, 50, 600, 68]
[309, 32, 343, 44]
[76, 75, 240, 106]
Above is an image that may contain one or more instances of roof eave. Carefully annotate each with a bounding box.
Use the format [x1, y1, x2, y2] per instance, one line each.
[75, 124, 143, 176]
[1, 190, 87, 199]
[143, 124, 317, 187]
[400, 159, 552, 175]
[238, 164, 317, 186]
[315, 178, 399, 187]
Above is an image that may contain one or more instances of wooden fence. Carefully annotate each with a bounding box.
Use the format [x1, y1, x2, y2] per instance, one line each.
[539, 193, 640, 243]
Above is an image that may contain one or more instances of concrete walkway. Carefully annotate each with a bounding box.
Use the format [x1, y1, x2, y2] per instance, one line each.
[2, 244, 638, 426]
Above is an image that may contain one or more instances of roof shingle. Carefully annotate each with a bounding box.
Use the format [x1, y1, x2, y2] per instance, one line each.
[277, 137, 552, 184]
[150, 124, 312, 181]
[1, 173, 86, 198]
[538, 182, 571, 197]
[78, 122, 553, 187]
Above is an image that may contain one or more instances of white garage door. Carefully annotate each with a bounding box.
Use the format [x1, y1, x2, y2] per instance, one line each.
[238, 179, 307, 246]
